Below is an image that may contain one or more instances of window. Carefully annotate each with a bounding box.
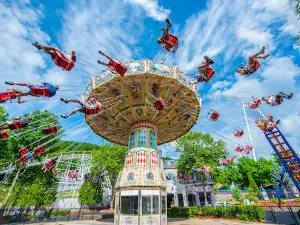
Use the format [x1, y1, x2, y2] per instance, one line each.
[149, 131, 156, 149]
[142, 196, 159, 215]
[141, 190, 160, 215]
[121, 196, 139, 215]
[129, 131, 135, 149]
[138, 129, 147, 147]
[161, 196, 166, 214]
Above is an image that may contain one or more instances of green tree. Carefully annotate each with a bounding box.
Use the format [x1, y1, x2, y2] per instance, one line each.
[79, 181, 98, 205]
[4, 166, 57, 208]
[232, 187, 243, 202]
[271, 155, 293, 192]
[213, 163, 241, 189]
[247, 172, 261, 200]
[176, 132, 228, 174]
[91, 145, 127, 208]
[235, 157, 272, 188]
[0, 110, 61, 210]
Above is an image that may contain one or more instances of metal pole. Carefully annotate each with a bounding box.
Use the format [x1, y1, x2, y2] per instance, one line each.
[242, 101, 257, 161]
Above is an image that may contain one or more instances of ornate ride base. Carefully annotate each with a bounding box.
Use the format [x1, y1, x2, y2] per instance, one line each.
[114, 122, 167, 225]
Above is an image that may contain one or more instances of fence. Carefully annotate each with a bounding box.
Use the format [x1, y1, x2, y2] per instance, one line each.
[0, 207, 113, 224]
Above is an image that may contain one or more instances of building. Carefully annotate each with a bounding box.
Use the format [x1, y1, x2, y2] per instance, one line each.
[162, 159, 216, 207]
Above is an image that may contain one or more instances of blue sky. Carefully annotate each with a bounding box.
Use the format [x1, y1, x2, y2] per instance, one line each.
[0, 0, 299, 160]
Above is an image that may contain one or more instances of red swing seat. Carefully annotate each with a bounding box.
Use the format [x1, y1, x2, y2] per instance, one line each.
[19, 147, 28, 156]
[34, 146, 45, 155]
[0, 90, 16, 102]
[253, 59, 260, 70]
[245, 145, 253, 151]
[83, 105, 100, 115]
[153, 98, 165, 111]
[17, 152, 33, 163]
[249, 98, 261, 109]
[234, 129, 244, 137]
[30, 87, 51, 97]
[44, 160, 55, 169]
[235, 145, 244, 153]
[242, 150, 250, 155]
[52, 51, 75, 71]
[8, 121, 23, 130]
[208, 110, 219, 122]
[0, 131, 9, 140]
[42, 126, 58, 135]
[204, 67, 215, 80]
[162, 33, 179, 53]
[108, 59, 127, 76]
[222, 157, 236, 165]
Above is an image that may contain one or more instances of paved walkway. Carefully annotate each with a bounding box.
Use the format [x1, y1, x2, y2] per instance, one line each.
[5, 218, 277, 225]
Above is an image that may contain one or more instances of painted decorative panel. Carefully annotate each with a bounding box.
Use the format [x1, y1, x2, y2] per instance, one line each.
[149, 131, 157, 149]
[150, 151, 159, 168]
[138, 129, 147, 147]
[136, 150, 147, 167]
[126, 151, 134, 167]
[129, 131, 136, 149]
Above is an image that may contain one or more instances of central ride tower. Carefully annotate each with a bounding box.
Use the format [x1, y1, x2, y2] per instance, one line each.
[84, 59, 201, 225]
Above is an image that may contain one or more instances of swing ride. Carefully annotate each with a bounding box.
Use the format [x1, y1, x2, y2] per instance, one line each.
[0, 15, 298, 224]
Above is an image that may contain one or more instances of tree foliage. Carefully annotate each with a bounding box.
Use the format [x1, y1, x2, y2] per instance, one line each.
[0, 109, 61, 208]
[214, 157, 273, 189]
[5, 166, 57, 208]
[92, 145, 127, 188]
[78, 145, 127, 206]
[176, 132, 228, 174]
[78, 181, 100, 205]
[247, 172, 261, 200]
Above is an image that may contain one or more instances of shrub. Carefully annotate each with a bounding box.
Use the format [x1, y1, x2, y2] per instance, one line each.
[189, 206, 200, 217]
[236, 205, 265, 222]
[295, 198, 300, 202]
[297, 209, 300, 219]
[270, 198, 279, 203]
[50, 210, 70, 217]
[225, 206, 236, 218]
[200, 206, 216, 216]
[168, 205, 265, 221]
[215, 206, 226, 217]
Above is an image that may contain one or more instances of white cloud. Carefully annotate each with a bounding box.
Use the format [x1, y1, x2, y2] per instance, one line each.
[0, 1, 49, 107]
[175, 0, 300, 158]
[124, 0, 170, 21]
[210, 81, 232, 92]
[176, 0, 299, 73]
[281, 113, 300, 133]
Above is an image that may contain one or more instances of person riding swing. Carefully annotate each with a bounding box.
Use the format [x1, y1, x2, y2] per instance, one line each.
[262, 92, 293, 106]
[0, 117, 31, 130]
[192, 56, 215, 84]
[33, 42, 76, 71]
[157, 19, 179, 53]
[237, 46, 270, 76]
[0, 88, 28, 104]
[5, 81, 59, 100]
[60, 97, 102, 118]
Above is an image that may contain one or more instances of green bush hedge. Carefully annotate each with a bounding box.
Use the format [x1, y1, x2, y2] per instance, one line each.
[295, 198, 300, 202]
[50, 210, 70, 217]
[168, 205, 265, 221]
